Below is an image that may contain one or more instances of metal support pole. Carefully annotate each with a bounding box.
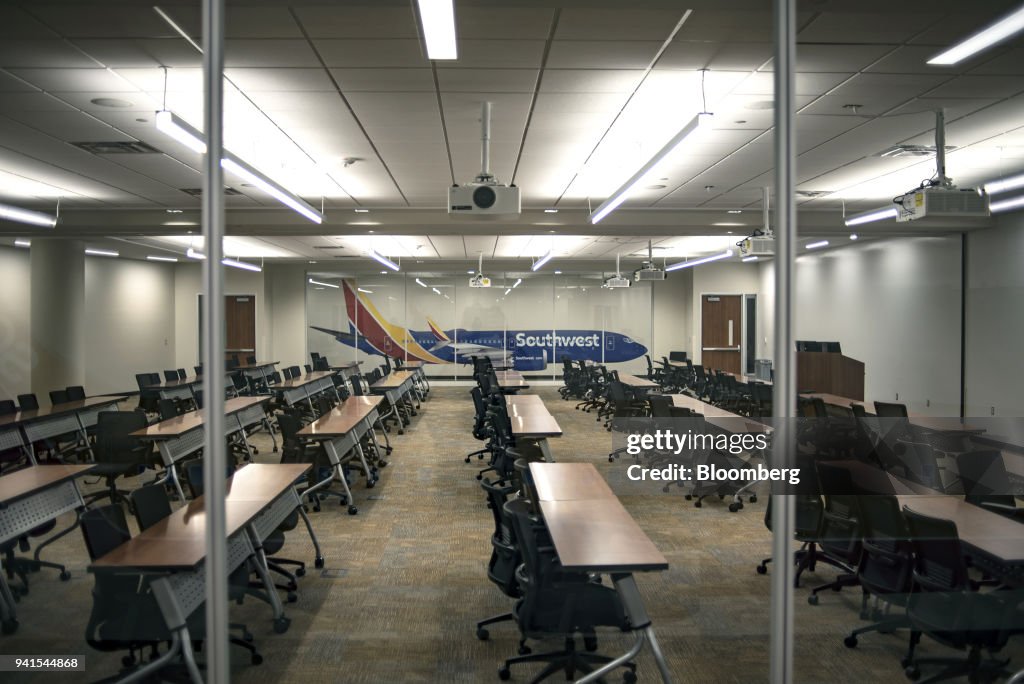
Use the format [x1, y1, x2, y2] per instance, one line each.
[201, 0, 228, 680]
[480, 101, 492, 180]
[770, 0, 797, 682]
[935, 109, 949, 186]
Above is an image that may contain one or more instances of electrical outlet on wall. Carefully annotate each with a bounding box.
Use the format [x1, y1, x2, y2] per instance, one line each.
[991, 406, 996, 416]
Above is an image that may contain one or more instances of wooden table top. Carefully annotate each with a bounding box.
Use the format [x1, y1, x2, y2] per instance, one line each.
[505, 395, 562, 438]
[539, 498, 669, 572]
[896, 495, 1024, 566]
[144, 376, 200, 390]
[0, 464, 95, 505]
[297, 396, 384, 438]
[235, 360, 279, 370]
[617, 373, 659, 388]
[495, 371, 529, 388]
[131, 396, 268, 439]
[370, 370, 415, 389]
[530, 462, 615, 502]
[0, 395, 126, 429]
[90, 463, 309, 571]
[805, 393, 983, 434]
[274, 370, 336, 390]
[669, 394, 772, 434]
[723, 371, 771, 386]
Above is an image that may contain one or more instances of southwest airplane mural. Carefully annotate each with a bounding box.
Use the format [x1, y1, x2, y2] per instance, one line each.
[310, 280, 648, 371]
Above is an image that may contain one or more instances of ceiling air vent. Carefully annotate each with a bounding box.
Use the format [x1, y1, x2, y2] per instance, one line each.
[877, 144, 957, 158]
[179, 187, 244, 196]
[796, 190, 832, 198]
[72, 141, 162, 154]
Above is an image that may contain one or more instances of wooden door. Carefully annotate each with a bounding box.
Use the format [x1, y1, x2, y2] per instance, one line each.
[225, 295, 256, 362]
[701, 294, 742, 374]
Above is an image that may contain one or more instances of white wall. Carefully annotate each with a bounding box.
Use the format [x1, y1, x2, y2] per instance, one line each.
[266, 263, 308, 369]
[966, 214, 1024, 417]
[0, 247, 31, 399]
[760, 236, 962, 414]
[84, 256, 176, 394]
[652, 269, 692, 361]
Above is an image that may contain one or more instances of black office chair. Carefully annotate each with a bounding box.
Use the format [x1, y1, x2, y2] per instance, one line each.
[176, 368, 187, 380]
[956, 450, 1024, 520]
[135, 374, 160, 414]
[87, 411, 154, 507]
[475, 477, 522, 641]
[246, 356, 257, 365]
[807, 462, 863, 605]
[875, 401, 909, 418]
[902, 506, 1023, 682]
[303, 364, 313, 374]
[156, 399, 179, 422]
[843, 494, 913, 650]
[48, 389, 69, 406]
[163, 370, 178, 382]
[500, 499, 636, 683]
[17, 393, 38, 411]
[65, 385, 86, 401]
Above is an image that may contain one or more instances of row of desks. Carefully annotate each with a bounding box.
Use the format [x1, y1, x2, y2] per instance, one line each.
[0, 395, 126, 464]
[505, 394, 562, 461]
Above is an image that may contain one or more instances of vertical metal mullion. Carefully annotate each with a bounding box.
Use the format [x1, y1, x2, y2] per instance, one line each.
[201, 0, 229, 680]
[770, 0, 797, 682]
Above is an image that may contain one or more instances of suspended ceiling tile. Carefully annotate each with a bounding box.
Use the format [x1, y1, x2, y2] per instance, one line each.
[291, 6, 419, 39]
[224, 40, 321, 68]
[313, 39, 425, 68]
[436, 68, 539, 93]
[0, 40, 99, 68]
[456, 6, 553, 39]
[225, 68, 335, 92]
[456, 40, 547, 69]
[330, 68, 434, 92]
[798, 12, 941, 44]
[546, 40, 662, 69]
[539, 69, 644, 93]
[72, 38, 201, 68]
[555, 8, 689, 40]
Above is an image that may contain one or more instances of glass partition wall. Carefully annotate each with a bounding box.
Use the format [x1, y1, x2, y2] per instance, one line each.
[305, 270, 656, 381]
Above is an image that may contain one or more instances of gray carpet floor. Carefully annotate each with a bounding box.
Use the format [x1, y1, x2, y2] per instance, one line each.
[3, 386, 1021, 683]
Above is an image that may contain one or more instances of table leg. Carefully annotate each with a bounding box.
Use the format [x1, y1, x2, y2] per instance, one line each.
[247, 526, 288, 627]
[538, 438, 554, 463]
[296, 504, 324, 569]
[0, 560, 18, 632]
[322, 440, 358, 514]
[73, 411, 97, 461]
[112, 630, 188, 684]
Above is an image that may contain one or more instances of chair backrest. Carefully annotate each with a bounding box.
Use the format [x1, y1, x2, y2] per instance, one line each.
[130, 485, 173, 531]
[157, 399, 178, 422]
[163, 370, 178, 382]
[304, 364, 313, 374]
[184, 460, 235, 498]
[311, 352, 321, 361]
[480, 477, 521, 598]
[194, 365, 203, 377]
[857, 494, 913, 599]
[669, 351, 688, 361]
[135, 373, 152, 390]
[94, 411, 151, 465]
[49, 389, 69, 406]
[17, 393, 38, 411]
[80, 505, 131, 561]
[282, 366, 295, 380]
[0, 399, 16, 416]
[225, 357, 239, 370]
[815, 462, 863, 562]
[176, 369, 187, 380]
[313, 357, 330, 371]
[903, 506, 974, 639]
[286, 365, 301, 379]
[648, 393, 673, 418]
[874, 401, 908, 418]
[65, 385, 86, 401]
[246, 355, 257, 365]
[956, 449, 1015, 508]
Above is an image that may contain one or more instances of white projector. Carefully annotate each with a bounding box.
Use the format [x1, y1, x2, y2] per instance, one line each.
[740, 236, 775, 256]
[449, 184, 521, 216]
[603, 275, 631, 288]
[896, 187, 989, 222]
[633, 264, 665, 281]
[469, 274, 492, 288]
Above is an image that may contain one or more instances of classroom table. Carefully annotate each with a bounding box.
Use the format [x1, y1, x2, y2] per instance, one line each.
[370, 370, 418, 434]
[329, 360, 363, 376]
[617, 373, 659, 390]
[145, 376, 200, 403]
[401, 360, 431, 397]
[494, 370, 529, 390]
[529, 462, 674, 684]
[235, 360, 279, 394]
[89, 463, 311, 683]
[275, 371, 341, 412]
[506, 394, 562, 462]
[0, 464, 95, 634]
[297, 396, 385, 515]
[804, 393, 984, 434]
[0, 395, 127, 463]
[668, 394, 772, 436]
[131, 396, 272, 501]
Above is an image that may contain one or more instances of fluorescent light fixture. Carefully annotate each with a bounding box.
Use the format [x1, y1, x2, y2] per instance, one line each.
[512, 278, 522, 288]
[589, 113, 712, 224]
[155, 110, 207, 154]
[155, 110, 323, 224]
[0, 203, 58, 228]
[222, 257, 261, 272]
[416, 0, 457, 60]
[147, 255, 178, 262]
[554, 270, 562, 275]
[665, 249, 733, 272]
[354, 208, 370, 213]
[713, 222, 745, 227]
[308, 278, 339, 289]
[844, 206, 898, 226]
[221, 156, 322, 224]
[990, 194, 1024, 213]
[927, 5, 1024, 65]
[467, 270, 475, 274]
[162, 221, 198, 226]
[504, 288, 512, 295]
[432, 287, 441, 295]
[984, 172, 1024, 195]
[415, 278, 427, 287]
[357, 287, 373, 294]
[741, 256, 759, 263]
[14, 240, 30, 248]
[369, 248, 399, 271]
[531, 250, 554, 272]
[805, 240, 829, 250]
[727, 210, 742, 214]
[544, 208, 559, 213]
[186, 247, 206, 260]
[85, 248, 119, 257]
[849, 233, 859, 241]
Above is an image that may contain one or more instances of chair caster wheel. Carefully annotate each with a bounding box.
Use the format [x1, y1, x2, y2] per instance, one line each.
[694, 500, 702, 508]
[476, 627, 489, 641]
[465, 457, 471, 463]
[273, 617, 291, 634]
[286, 592, 297, 603]
[756, 564, 768, 575]
[662, 485, 670, 493]
[900, 657, 912, 669]
[608, 456, 614, 462]
[808, 594, 819, 605]
[684, 495, 692, 500]
[718, 494, 725, 500]
[729, 502, 743, 512]
[252, 653, 263, 666]
[832, 585, 843, 592]
[314, 556, 325, 569]
[60, 570, 72, 581]
[518, 644, 531, 655]
[905, 666, 921, 680]
[476, 474, 483, 480]
[348, 505, 358, 515]
[584, 635, 598, 652]
[749, 495, 757, 503]
[273, 447, 279, 453]
[498, 666, 511, 681]
[2, 618, 19, 634]
[623, 671, 638, 684]
[844, 635, 858, 648]
[398, 430, 404, 435]
[366, 480, 375, 489]
[295, 567, 306, 577]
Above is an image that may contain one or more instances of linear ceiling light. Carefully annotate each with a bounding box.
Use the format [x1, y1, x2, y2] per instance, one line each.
[665, 249, 733, 272]
[369, 248, 400, 271]
[0, 203, 58, 228]
[589, 113, 713, 224]
[844, 206, 898, 226]
[85, 248, 119, 257]
[415, 278, 427, 287]
[155, 110, 323, 224]
[357, 287, 373, 294]
[805, 240, 829, 250]
[531, 250, 554, 272]
[503, 288, 512, 296]
[14, 240, 31, 247]
[147, 255, 179, 262]
[741, 256, 759, 263]
[221, 257, 261, 272]
[512, 278, 522, 288]
[416, 0, 458, 60]
[927, 5, 1024, 65]
[990, 194, 1024, 213]
[308, 278, 339, 288]
[984, 171, 1024, 195]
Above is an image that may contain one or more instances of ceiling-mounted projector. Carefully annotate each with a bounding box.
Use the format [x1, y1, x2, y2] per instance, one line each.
[603, 275, 631, 288]
[739, 236, 775, 256]
[449, 101, 521, 216]
[895, 186, 988, 222]
[469, 274, 492, 288]
[632, 242, 664, 281]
